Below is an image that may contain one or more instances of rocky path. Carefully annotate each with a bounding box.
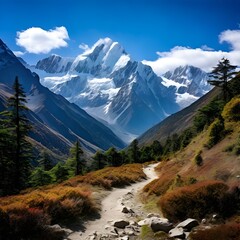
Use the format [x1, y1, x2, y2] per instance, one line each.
[67, 163, 159, 240]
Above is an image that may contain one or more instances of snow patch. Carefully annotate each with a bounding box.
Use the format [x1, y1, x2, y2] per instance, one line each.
[161, 76, 186, 90]
[176, 92, 199, 108]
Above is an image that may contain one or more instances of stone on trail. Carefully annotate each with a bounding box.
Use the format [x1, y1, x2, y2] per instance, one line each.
[176, 218, 199, 231]
[113, 219, 130, 229]
[150, 217, 173, 233]
[169, 227, 186, 239]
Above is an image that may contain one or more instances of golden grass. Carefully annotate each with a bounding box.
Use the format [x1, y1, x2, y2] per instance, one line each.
[64, 163, 146, 189]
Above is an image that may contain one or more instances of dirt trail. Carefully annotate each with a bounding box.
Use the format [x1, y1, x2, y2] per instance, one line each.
[67, 163, 159, 240]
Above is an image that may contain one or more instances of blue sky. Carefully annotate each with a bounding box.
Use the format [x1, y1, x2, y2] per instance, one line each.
[0, 0, 240, 71]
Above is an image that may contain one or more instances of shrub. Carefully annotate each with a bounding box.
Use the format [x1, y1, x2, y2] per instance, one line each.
[189, 222, 240, 240]
[0, 206, 51, 240]
[158, 180, 236, 222]
[222, 97, 240, 122]
[0, 185, 97, 239]
[143, 175, 174, 196]
[193, 99, 225, 132]
[207, 118, 225, 148]
[194, 151, 203, 166]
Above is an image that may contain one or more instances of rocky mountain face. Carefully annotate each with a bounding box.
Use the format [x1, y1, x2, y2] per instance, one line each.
[163, 65, 211, 97]
[0, 39, 125, 160]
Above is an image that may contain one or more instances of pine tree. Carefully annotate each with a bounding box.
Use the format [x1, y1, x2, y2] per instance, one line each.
[39, 151, 53, 171]
[105, 147, 122, 167]
[208, 58, 237, 102]
[128, 139, 140, 163]
[67, 140, 84, 176]
[0, 120, 15, 195]
[1, 76, 32, 192]
[93, 150, 106, 170]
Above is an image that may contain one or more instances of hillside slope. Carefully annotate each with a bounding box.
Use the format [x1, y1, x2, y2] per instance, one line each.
[138, 86, 220, 145]
[0, 39, 125, 157]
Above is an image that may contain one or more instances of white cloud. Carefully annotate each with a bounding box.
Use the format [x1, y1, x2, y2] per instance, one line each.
[16, 26, 69, 54]
[79, 43, 89, 51]
[219, 29, 240, 50]
[201, 45, 214, 51]
[13, 51, 25, 57]
[143, 29, 240, 75]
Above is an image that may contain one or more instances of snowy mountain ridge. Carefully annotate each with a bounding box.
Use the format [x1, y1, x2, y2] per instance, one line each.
[34, 37, 211, 142]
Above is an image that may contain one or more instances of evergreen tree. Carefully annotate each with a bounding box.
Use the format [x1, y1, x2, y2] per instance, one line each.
[68, 140, 84, 176]
[30, 167, 52, 187]
[53, 163, 69, 183]
[163, 136, 172, 155]
[105, 147, 122, 167]
[140, 146, 152, 163]
[0, 121, 15, 195]
[128, 139, 140, 163]
[208, 58, 237, 102]
[39, 151, 53, 171]
[0, 77, 32, 192]
[150, 140, 163, 158]
[93, 150, 106, 170]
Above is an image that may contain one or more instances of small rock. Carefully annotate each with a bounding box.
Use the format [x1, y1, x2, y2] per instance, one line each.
[150, 217, 173, 233]
[201, 218, 207, 224]
[124, 229, 135, 236]
[119, 236, 129, 240]
[169, 227, 185, 239]
[138, 218, 152, 226]
[147, 213, 160, 218]
[113, 220, 130, 229]
[122, 206, 134, 214]
[176, 218, 199, 231]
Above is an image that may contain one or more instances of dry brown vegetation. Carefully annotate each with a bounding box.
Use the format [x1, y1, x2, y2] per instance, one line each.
[64, 163, 146, 189]
[189, 222, 240, 240]
[0, 164, 145, 239]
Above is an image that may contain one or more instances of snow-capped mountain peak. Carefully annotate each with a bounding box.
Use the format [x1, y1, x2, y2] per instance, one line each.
[71, 37, 130, 76]
[35, 38, 211, 142]
[163, 65, 211, 97]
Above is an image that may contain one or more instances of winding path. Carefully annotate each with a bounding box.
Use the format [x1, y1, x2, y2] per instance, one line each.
[68, 163, 159, 240]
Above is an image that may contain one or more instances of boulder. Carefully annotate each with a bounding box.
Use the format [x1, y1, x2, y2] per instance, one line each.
[150, 217, 173, 233]
[169, 227, 185, 239]
[113, 220, 129, 229]
[176, 218, 199, 231]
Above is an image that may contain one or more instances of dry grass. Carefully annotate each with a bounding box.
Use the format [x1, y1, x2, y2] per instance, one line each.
[64, 163, 146, 189]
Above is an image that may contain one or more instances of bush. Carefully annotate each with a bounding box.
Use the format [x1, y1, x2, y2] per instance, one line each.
[189, 222, 240, 240]
[194, 151, 203, 166]
[222, 97, 240, 122]
[0, 185, 96, 239]
[158, 180, 236, 222]
[0, 207, 52, 240]
[207, 118, 225, 148]
[143, 175, 174, 196]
